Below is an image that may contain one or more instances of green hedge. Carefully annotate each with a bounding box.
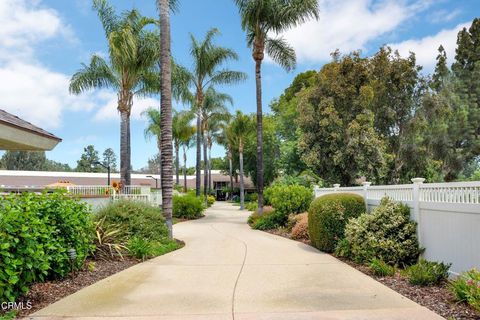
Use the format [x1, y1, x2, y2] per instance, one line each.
[173, 195, 205, 219]
[344, 197, 421, 265]
[95, 200, 168, 242]
[308, 193, 365, 252]
[264, 184, 313, 219]
[0, 192, 94, 302]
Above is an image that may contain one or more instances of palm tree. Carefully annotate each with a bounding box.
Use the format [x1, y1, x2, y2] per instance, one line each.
[173, 109, 195, 185]
[234, 0, 319, 214]
[202, 87, 233, 198]
[180, 127, 196, 193]
[217, 120, 235, 200]
[142, 107, 162, 187]
[229, 111, 254, 210]
[158, 0, 174, 238]
[70, 0, 158, 187]
[179, 28, 246, 197]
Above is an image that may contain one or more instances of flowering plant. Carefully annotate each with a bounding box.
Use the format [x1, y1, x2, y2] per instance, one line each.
[450, 268, 480, 312]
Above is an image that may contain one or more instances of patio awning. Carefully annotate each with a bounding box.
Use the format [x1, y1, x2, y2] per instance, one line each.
[0, 109, 62, 151]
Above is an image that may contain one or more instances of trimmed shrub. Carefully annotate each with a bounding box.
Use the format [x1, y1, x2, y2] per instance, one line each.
[404, 260, 450, 286]
[450, 269, 480, 312]
[344, 197, 421, 265]
[308, 193, 365, 252]
[269, 185, 313, 216]
[334, 238, 352, 258]
[245, 201, 258, 212]
[290, 213, 309, 241]
[247, 206, 280, 230]
[0, 192, 94, 302]
[173, 194, 204, 219]
[369, 259, 396, 277]
[207, 195, 215, 207]
[95, 200, 168, 242]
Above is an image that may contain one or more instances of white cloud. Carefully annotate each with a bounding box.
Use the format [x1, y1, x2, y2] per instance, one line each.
[94, 95, 159, 122]
[428, 9, 461, 24]
[389, 22, 469, 72]
[0, 0, 89, 129]
[273, 0, 433, 64]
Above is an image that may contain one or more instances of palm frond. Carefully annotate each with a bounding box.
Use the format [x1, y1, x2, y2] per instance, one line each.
[207, 70, 248, 87]
[92, 0, 119, 37]
[265, 36, 296, 72]
[69, 54, 118, 94]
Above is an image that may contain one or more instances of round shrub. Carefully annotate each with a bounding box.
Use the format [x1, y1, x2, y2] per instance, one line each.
[308, 193, 365, 252]
[344, 197, 421, 265]
[173, 194, 204, 219]
[95, 200, 168, 242]
[268, 184, 313, 217]
[290, 213, 309, 241]
[207, 195, 215, 207]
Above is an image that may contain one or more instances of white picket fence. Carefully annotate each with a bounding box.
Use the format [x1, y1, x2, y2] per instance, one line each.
[66, 185, 162, 206]
[314, 179, 480, 275]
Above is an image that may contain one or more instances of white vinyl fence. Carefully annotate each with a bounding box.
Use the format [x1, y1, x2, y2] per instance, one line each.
[66, 185, 162, 207]
[314, 179, 480, 275]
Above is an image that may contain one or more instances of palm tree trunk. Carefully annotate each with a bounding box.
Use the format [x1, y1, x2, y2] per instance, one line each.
[203, 130, 208, 205]
[175, 142, 180, 186]
[255, 58, 264, 215]
[183, 146, 187, 193]
[158, 0, 173, 239]
[208, 143, 212, 193]
[157, 138, 162, 189]
[239, 146, 245, 210]
[228, 150, 233, 201]
[119, 111, 131, 188]
[195, 108, 202, 197]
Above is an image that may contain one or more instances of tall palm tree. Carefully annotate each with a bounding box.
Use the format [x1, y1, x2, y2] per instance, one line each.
[179, 28, 246, 197]
[234, 0, 319, 214]
[70, 0, 158, 187]
[202, 87, 233, 198]
[229, 111, 254, 210]
[173, 109, 195, 185]
[180, 127, 196, 193]
[217, 120, 235, 200]
[158, 0, 174, 238]
[142, 107, 162, 187]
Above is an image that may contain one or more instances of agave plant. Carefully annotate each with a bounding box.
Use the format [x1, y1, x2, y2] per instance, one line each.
[94, 217, 127, 260]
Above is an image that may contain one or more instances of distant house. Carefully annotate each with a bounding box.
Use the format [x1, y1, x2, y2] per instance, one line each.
[0, 109, 61, 151]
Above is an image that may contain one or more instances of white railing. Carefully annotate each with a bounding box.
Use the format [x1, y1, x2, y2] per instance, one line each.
[368, 184, 413, 202]
[66, 185, 113, 197]
[420, 181, 480, 204]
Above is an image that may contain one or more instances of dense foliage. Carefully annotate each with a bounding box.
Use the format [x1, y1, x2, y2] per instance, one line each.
[450, 268, 480, 312]
[172, 195, 205, 219]
[369, 259, 396, 277]
[404, 260, 450, 286]
[95, 200, 168, 242]
[343, 197, 421, 265]
[0, 192, 93, 301]
[308, 193, 365, 252]
[267, 184, 313, 216]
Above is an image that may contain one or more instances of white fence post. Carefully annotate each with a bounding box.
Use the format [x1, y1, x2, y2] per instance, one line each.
[333, 184, 340, 192]
[362, 181, 371, 212]
[411, 177, 425, 247]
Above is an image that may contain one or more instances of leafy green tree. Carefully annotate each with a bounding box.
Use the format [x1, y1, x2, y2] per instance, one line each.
[102, 148, 117, 172]
[234, 0, 318, 214]
[173, 109, 195, 186]
[180, 127, 196, 192]
[0, 151, 47, 171]
[177, 28, 246, 197]
[70, 0, 158, 187]
[76, 145, 101, 172]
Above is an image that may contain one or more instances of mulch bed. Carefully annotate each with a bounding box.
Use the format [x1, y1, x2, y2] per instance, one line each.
[264, 228, 480, 320]
[14, 258, 139, 318]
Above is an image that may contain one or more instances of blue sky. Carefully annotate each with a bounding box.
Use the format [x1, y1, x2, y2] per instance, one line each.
[0, 0, 478, 170]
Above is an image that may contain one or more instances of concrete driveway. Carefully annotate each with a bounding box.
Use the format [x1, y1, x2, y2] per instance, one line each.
[30, 202, 443, 320]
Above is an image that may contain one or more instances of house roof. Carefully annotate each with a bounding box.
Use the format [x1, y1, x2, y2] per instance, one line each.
[0, 109, 61, 151]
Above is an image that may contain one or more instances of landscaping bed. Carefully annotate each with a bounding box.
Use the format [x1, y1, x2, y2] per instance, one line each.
[15, 258, 138, 318]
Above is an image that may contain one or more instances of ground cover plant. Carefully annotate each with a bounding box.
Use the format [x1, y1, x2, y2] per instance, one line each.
[404, 260, 451, 286]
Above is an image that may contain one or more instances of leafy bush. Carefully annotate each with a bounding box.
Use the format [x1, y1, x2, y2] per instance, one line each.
[247, 207, 282, 230]
[308, 193, 365, 252]
[334, 238, 351, 258]
[245, 201, 258, 212]
[93, 217, 127, 260]
[127, 237, 181, 261]
[404, 260, 450, 286]
[344, 197, 421, 265]
[173, 195, 204, 219]
[290, 213, 309, 241]
[450, 269, 480, 312]
[245, 192, 258, 202]
[269, 185, 313, 216]
[95, 200, 168, 242]
[0, 192, 93, 302]
[369, 259, 395, 277]
[207, 195, 215, 207]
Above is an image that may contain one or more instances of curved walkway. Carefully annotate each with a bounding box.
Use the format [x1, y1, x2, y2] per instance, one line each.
[31, 202, 443, 320]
